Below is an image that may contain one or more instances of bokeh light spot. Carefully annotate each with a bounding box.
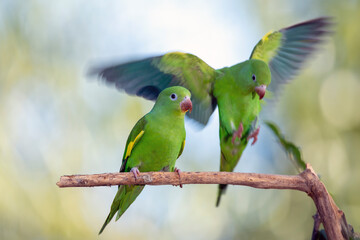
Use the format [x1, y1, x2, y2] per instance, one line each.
[319, 70, 360, 130]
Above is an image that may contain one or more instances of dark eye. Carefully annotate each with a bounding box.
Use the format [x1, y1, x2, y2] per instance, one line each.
[252, 74, 256, 81]
[170, 93, 177, 101]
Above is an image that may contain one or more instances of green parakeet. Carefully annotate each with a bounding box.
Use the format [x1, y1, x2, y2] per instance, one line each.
[99, 86, 192, 234]
[90, 17, 331, 206]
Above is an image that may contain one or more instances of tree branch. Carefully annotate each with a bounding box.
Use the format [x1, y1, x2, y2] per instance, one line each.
[57, 164, 349, 240]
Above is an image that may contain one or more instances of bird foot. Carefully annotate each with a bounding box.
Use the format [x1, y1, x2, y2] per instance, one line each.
[232, 123, 244, 144]
[247, 126, 260, 145]
[174, 167, 183, 188]
[130, 167, 141, 180]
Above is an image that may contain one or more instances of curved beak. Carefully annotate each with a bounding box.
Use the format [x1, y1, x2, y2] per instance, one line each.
[180, 96, 192, 113]
[254, 84, 266, 100]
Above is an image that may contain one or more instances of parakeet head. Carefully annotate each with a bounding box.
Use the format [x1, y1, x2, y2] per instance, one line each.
[153, 86, 192, 115]
[234, 59, 271, 100]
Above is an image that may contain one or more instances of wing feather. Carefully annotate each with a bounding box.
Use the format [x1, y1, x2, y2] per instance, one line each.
[90, 52, 217, 125]
[120, 117, 147, 172]
[250, 17, 333, 94]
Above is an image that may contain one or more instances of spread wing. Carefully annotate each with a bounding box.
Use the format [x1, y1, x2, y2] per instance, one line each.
[90, 52, 217, 125]
[250, 17, 333, 94]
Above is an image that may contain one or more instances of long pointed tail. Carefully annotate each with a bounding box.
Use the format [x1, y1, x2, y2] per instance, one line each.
[99, 207, 117, 234]
[216, 184, 228, 207]
[99, 185, 144, 234]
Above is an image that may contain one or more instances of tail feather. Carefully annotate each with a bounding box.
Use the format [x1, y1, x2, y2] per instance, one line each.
[99, 209, 117, 234]
[216, 151, 232, 207]
[115, 185, 144, 221]
[99, 185, 144, 234]
[216, 184, 228, 207]
[217, 134, 248, 207]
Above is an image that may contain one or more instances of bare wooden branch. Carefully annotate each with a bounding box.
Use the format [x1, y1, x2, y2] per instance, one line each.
[300, 165, 346, 239]
[57, 171, 309, 190]
[57, 163, 349, 240]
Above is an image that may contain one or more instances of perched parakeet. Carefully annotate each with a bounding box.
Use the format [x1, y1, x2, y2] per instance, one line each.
[91, 17, 331, 206]
[99, 86, 192, 234]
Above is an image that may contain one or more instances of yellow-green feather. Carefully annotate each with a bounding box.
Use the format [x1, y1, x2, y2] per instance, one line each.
[177, 140, 185, 159]
[250, 31, 282, 63]
[124, 130, 144, 160]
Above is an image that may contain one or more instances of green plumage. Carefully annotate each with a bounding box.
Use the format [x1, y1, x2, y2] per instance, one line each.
[91, 17, 332, 207]
[99, 86, 191, 234]
[213, 60, 271, 205]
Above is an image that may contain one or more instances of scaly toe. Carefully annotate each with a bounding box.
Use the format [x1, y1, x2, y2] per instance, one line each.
[130, 167, 140, 180]
[247, 126, 260, 145]
[174, 167, 183, 188]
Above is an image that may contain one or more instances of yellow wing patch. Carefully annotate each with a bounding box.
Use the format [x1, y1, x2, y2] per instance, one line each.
[250, 31, 282, 63]
[125, 130, 144, 159]
[261, 30, 274, 42]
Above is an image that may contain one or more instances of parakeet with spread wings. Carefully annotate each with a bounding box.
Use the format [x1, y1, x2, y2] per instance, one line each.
[91, 17, 332, 206]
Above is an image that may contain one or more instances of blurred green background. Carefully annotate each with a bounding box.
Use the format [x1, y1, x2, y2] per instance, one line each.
[1, 0, 359, 239]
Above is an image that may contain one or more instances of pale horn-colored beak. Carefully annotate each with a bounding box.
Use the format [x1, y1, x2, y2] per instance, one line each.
[254, 84, 266, 100]
[180, 96, 192, 113]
